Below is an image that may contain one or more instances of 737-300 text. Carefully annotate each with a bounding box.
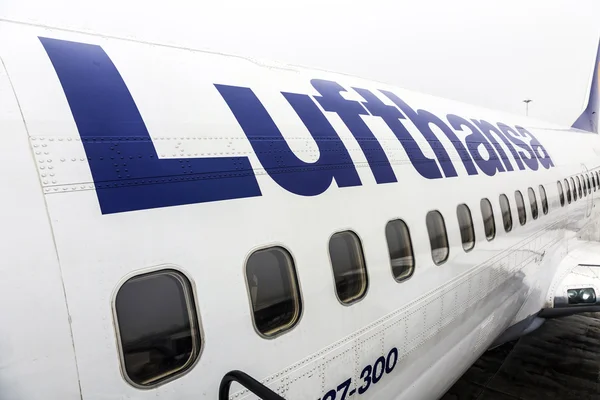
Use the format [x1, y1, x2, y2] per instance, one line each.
[318, 347, 398, 400]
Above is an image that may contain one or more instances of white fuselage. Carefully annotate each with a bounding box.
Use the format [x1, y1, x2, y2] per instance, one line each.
[0, 19, 599, 400]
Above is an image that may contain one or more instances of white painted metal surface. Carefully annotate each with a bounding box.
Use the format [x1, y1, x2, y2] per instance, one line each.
[0, 18, 599, 400]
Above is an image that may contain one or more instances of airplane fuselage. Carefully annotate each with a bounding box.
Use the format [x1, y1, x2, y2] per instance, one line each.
[0, 19, 599, 400]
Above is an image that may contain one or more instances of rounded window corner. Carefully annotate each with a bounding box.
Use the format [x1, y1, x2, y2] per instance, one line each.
[329, 230, 369, 305]
[113, 268, 202, 388]
[426, 210, 449, 265]
[480, 198, 496, 241]
[385, 219, 415, 282]
[245, 246, 303, 338]
[456, 204, 476, 252]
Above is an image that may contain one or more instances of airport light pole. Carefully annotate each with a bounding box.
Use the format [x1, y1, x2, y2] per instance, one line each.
[523, 99, 532, 116]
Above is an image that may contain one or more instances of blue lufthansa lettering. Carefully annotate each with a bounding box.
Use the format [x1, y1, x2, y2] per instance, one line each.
[379, 90, 458, 178]
[311, 79, 397, 184]
[353, 87, 442, 179]
[471, 119, 512, 172]
[214, 85, 362, 196]
[446, 115, 502, 176]
[41, 36, 555, 215]
[414, 110, 478, 176]
[39, 37, 261, 214]
[516, 126, 554, 169]
[497, 123, 538, 171]
[475, 120, 526, 171]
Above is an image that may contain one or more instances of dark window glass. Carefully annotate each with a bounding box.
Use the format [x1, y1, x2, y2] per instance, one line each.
[582, 175, 587, 196]
[480, 198, 496, 240]
[457, 204, 475, 251]
[246, 247, 301, 336]
[577, 176, 582, 198]
[539, 185, 548, 215]
[587, 174, 591, 194]
[571, 177, 577, 201]
[564, 179, 572, 204]
[499, 194, 513, 232]
[593, 174, 597, 191]
[557, 181, 565, 207]
[385, 219, 415, 281]
[115, 270, 200, 387]
[426, 211, 449, 265]
[515, 190, 527, 225]
[329, 231, 368, 303]
[528, 187, 538, 220]
[596, 172, 600, 190]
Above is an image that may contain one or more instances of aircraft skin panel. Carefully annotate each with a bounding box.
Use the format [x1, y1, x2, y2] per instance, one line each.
[1, 20, 600, 399]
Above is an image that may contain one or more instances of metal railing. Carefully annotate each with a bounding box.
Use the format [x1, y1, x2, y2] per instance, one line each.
[219, 370, 285, 400]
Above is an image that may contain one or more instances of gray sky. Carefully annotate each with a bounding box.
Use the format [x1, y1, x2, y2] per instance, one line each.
[2, 0, 599, 126]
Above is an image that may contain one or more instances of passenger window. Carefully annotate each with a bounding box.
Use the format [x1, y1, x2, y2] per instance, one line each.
[593, 174, 597, 191]
[480, 198, 496, 240]
[585, 175, 590, 195]
[571, 177, 577, 201]
[246, 247, 302, 336]
[539, 185, 548, 215]
[576, 176, 582, 198]
[587, 174, 591, 194]
[564, 179, 572, 204]
[596, 172, 600, 190]
[385, 220, 415, 281]
[456, 204, 475, 252]
[557, 181, 565, 207]
[582, 175, 587, 196]
[499, 194, 513, 232]
[527, 187, 538, 220]
[515, 190, 527, 225]
[115, 269, 201, 387]
[426, 211, 449, 265]
[329, 231, 368, 304]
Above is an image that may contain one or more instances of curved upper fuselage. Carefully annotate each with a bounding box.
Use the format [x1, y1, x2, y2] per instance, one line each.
[0, 18, 599, 400]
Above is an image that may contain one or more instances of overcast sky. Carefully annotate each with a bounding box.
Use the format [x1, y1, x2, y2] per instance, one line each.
[2, 0, 599, 126]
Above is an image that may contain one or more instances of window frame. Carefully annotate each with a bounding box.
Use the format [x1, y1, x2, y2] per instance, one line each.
[539, 185, 548, 215]
[426, 210, 450, 266]
[586, 174, 591, 194]
[385, 219, 416, 282]
[112, 266, 203, 389]
[576, 175, 582, 198]
[480, 198, 496, 241]
[571, 177, 577, 201]
[527, 187, 539, 220]
[564, 179, 572, 204]
[456, 204, 476, 252]
[499, 194, 513, 233]
[245, 245, 303, 338]
[515, 190, 527, 226]
[328, 230, 369, 305]
[557, 181, 565, 207]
